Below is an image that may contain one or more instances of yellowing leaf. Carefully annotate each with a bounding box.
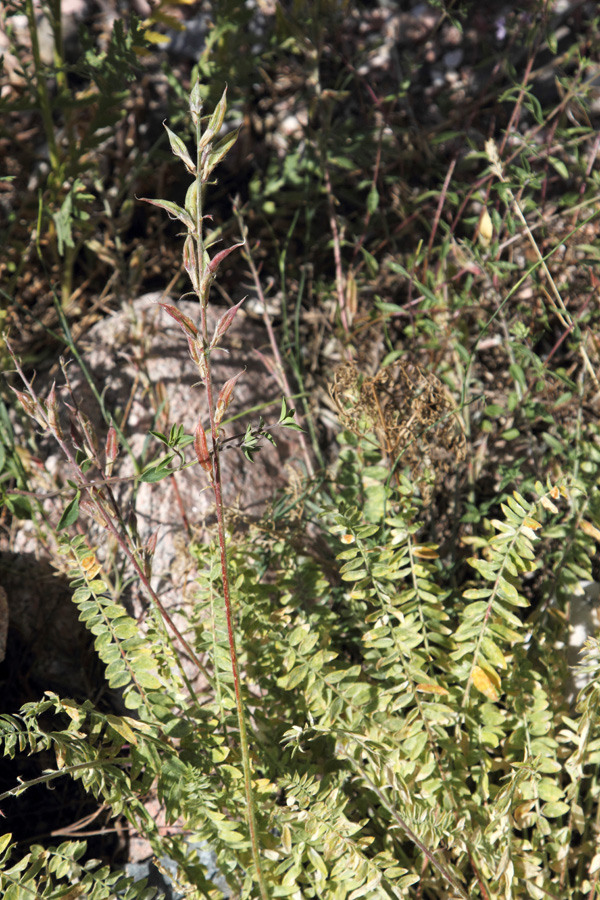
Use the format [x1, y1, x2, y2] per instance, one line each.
[513, 800, 536, 830]
[61, 700, 84, 723]
[282, 824, 292, 854]
[412, 545, 439, 559]
[580, 519, 600, 542]
[471, 665, 500, 701]
[340, 534, 355, 544]
[590, 853, 600, 875]
[416, 683, 449, 696]
[540, 495, 559, 514]
[105, 714, 138, 745]
[522, 516, 542, 531]
[143, 30, 170, 45]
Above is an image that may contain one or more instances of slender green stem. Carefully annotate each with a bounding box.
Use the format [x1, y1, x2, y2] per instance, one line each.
[48, 0, 67, 95]
[25, 0, 60, 176]
[194, 97, 269, 898]
[0, 759, 111, 803]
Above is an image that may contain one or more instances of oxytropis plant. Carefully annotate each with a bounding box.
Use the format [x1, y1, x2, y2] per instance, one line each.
[5, 81, 300, 899]
[139, 82, 299, 897]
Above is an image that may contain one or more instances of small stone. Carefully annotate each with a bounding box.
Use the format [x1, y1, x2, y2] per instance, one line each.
[443, 49, 463, 70]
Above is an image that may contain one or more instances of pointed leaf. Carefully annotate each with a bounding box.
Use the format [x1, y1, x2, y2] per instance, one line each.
[138, 197, 195, 231]
[211, 298, 246, 349]
[140, 457, 174, 483]
[208, 241, 245, 275]
[206, 87, 228, 140]
[160, 303, 199, 338]
[58, 491, 81, 531]
[202, 128, 240, 179]
[199, 87, 228, 150]
[164, 123, 196, 174]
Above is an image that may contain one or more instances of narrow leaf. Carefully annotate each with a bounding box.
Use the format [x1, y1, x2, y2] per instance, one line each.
[159, 303, 199, 338]
[164, 123, 196, 175]
[138, 197, 195, 231]
[208, 241, 245, 275]
[202, 128, 241, 179]
[210, 297, 246, 349]
[200, 86, 228, 149]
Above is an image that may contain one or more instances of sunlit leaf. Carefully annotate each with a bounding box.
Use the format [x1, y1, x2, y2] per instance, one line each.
[471, 666, 500, 701]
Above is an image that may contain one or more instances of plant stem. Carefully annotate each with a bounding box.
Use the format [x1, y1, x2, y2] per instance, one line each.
[25, 0, 60, 176]
[194, 104, 269, 898]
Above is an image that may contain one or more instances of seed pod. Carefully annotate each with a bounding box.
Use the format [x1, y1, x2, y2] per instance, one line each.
[215, 371, 244, 428]
[194, 419, 213, 476]
[46, 383, 64, 440]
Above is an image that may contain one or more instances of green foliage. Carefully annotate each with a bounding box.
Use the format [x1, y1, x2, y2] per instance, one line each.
[0, 395, 32, 520]
[0, 1, 152, 305]
[4, 2, 600, 898]
[0, 833, 156, 900]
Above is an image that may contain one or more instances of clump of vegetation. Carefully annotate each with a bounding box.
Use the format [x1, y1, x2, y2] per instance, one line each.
[2, 2, 600, 898]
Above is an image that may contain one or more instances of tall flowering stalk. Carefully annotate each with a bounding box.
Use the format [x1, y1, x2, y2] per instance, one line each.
[141, 83, 270, 898]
